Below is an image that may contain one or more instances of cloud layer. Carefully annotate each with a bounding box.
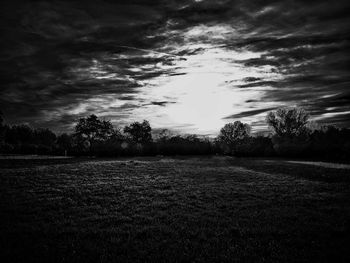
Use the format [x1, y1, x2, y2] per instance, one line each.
[1, 0, 349, 134]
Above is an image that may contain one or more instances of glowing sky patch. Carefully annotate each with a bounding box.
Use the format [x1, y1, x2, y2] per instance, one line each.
[131, 45, 281, 134]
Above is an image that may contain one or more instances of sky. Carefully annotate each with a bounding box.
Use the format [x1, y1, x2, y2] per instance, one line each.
[0, 0, 349, 135]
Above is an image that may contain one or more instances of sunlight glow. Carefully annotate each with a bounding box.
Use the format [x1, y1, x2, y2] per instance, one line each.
[132, 46, 281, 135]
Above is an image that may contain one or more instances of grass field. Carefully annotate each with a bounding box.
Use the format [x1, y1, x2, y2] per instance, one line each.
[1, 156, 350, 262]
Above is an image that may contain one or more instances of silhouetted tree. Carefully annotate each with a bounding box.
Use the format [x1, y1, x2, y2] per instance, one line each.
[89, 128, 126, 156]
[74, 115, 114, 151]
[124, 120, 152, 143]
[217, 121, 251, 145]
[57, 133, 72, 155]
[0, 110, 3, 127]
[153, 133, 213, 156]
[6, 124, 34, 145]
[184, 134, 201, 143]
[217, 121, 251, 154]
[266, 108, 311, 156]
[0, 111, 4, 143]
[266, 107, 309, 137]
[35, 128, 56, 147]
[110, 128, 125, 142]
[157, 129, 173, 142]
[232, 136, 275, 157]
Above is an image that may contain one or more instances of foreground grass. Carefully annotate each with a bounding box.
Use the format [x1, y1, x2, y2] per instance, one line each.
[0, 156, 349, 263]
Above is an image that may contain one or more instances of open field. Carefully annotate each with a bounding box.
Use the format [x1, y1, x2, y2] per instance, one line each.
[1, 156, 350, 263]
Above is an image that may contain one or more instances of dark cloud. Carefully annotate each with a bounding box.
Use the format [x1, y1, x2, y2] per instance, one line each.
[224, 108, 276, 119]
[148, 101, 175, 107]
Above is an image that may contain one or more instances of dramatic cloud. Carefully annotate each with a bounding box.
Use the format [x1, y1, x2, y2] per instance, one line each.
[0, 0, 349, 134]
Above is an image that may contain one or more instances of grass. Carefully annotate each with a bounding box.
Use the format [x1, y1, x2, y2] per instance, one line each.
[0, 156, 349, 262]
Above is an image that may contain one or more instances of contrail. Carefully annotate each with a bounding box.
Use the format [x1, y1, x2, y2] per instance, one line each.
[116, 45, 187, 61]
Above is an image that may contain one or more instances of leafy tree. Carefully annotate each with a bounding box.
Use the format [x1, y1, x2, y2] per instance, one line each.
[217, 121, 251, 146]
[266, 107, 309, 137]
[124, 120, 152, 143]
[109, 128, 125, 142]
[74, 115, 114, 150]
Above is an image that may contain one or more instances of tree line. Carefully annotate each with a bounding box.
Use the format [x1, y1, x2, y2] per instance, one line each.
[0, 108, 349, 161]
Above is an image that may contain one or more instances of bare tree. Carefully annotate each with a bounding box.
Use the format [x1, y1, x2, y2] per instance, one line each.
[266, 107, 309, 137]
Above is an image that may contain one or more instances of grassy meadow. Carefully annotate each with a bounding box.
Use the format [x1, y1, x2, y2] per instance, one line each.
[0, 156, 349, 262]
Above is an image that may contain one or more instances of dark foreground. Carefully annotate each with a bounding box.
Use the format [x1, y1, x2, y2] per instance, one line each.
[0, 156, 349, 263]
